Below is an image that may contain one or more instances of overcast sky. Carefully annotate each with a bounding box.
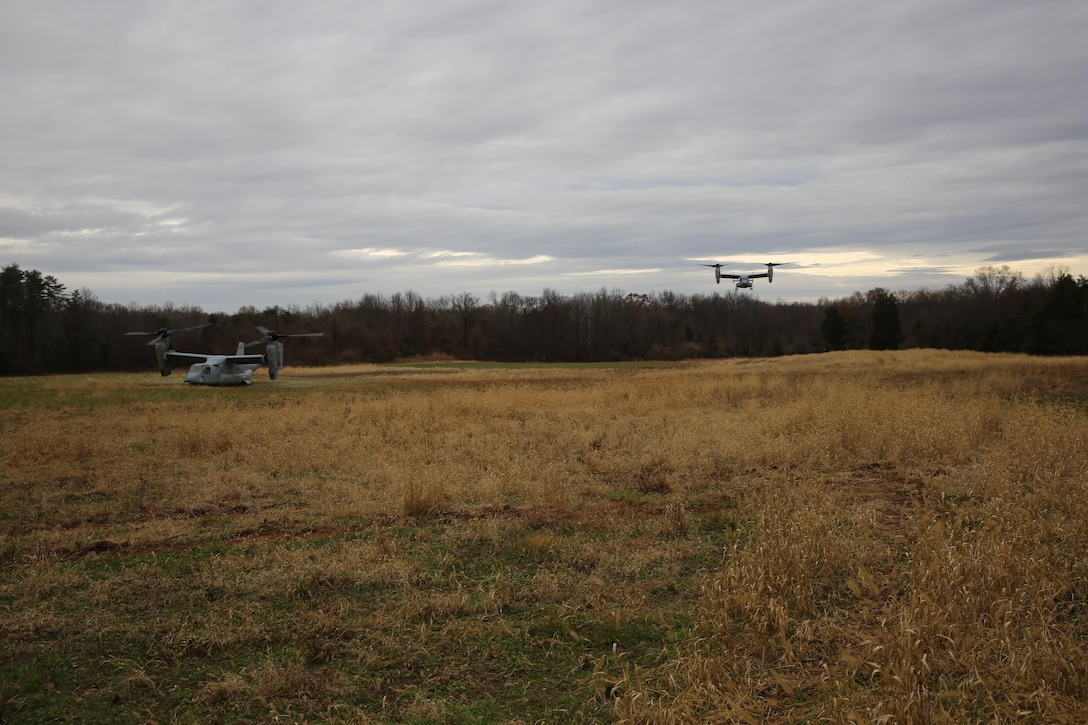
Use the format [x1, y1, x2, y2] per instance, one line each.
[2, 0, 1086, 312]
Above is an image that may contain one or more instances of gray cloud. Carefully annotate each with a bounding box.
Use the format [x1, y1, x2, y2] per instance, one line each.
[1, 0, 1085, 311]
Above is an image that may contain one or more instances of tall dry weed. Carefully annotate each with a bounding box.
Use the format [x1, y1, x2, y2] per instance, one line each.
[614, 355, 1088, 724]
[703, 476, 858, 666]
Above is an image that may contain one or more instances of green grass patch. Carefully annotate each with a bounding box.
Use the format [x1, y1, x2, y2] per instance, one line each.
[1, 508, 716, 723]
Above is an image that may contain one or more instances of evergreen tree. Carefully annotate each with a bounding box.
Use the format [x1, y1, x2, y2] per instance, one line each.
[869, 289, 901, 350]
[0, 263, 68, 373]
[1029, 273, 1088, 354]
[821, 305, 850, 350]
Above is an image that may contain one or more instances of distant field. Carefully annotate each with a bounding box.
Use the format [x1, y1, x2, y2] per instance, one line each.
[2, 350, 1087, 723]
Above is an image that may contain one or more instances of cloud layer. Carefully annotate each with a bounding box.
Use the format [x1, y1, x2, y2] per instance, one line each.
[2, 0, 1086, 310]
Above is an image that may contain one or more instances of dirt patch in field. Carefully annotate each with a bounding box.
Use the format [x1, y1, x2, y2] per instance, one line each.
[826, 462, 928, 539]
[29, 467, 924, 564]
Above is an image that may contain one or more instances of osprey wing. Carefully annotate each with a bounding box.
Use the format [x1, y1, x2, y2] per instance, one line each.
[223, 354, 266, 366]
[165, 351, 213, 364]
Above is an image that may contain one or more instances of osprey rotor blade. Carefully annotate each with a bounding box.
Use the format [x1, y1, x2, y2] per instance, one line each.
[246, 326, 272, 347]
[247, 327, 324, 348]
[124, 323, 211, 345]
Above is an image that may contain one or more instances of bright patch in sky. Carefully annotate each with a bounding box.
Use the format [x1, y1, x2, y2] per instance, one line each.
[567, 268, 662, 277]
[428, 252, 554, 267]
[342, 248, 411, 259]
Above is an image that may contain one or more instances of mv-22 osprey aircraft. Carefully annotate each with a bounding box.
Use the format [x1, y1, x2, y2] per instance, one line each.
[701, 262, 787, 289]
[124, 325, 323, 385]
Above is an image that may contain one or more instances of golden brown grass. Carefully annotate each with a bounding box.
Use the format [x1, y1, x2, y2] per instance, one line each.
[2, 350, 1087, 722]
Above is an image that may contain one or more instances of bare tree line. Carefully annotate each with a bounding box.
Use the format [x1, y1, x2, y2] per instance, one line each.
[2, 262, 1086, 376]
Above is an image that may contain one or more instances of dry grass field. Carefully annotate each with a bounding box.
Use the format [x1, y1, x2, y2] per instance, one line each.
[2, 350, 1087, 723]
